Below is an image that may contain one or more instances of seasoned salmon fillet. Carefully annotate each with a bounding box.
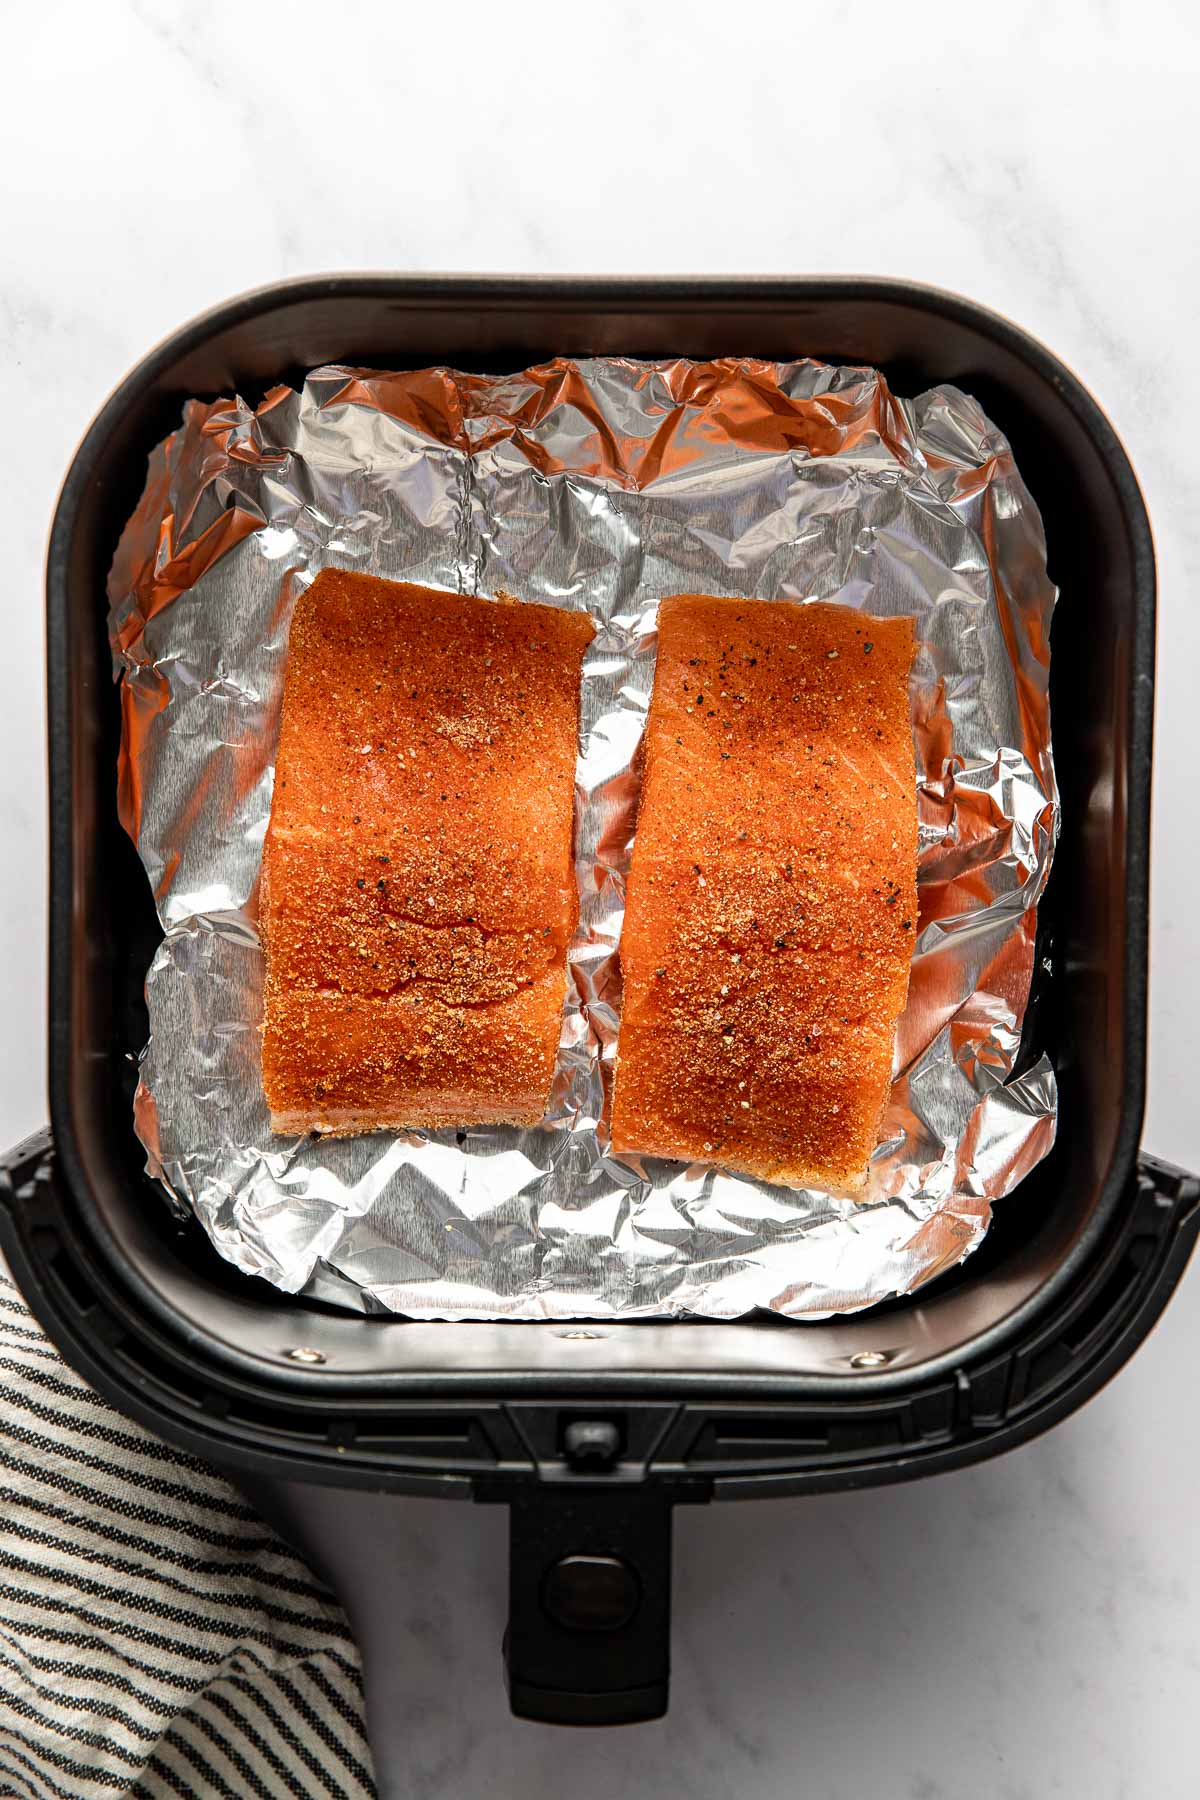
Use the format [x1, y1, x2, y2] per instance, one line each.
[260, 570, 593, 1135]
[610, 595, 917, 1193]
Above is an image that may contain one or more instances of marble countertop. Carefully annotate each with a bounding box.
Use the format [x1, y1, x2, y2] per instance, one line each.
[2, 3, 1197, 1795]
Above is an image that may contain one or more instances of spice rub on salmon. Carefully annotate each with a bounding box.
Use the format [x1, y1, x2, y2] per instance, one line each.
[260, 570, 594, 1135]
[610, 594, 917, 1194]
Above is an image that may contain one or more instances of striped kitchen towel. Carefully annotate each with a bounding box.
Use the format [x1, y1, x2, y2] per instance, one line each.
[0, 1261, 376, 1799]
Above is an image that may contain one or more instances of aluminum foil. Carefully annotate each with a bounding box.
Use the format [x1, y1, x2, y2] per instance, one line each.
[109, 356, 1058, 1320]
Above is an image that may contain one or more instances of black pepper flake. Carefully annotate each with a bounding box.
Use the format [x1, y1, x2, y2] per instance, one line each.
[378, 854, 390, 864]
[886, 894, 897, 905]
[773, 936, 787, 949]
[655, 966, 666, 978]
[863, 641, 874, 654]
[352, 815, 360, 825]
[720, 751, 730, 760]
[901, 919, 912, 930]
[356, 878, 366, 890]
[377, 878, 387, 890]
[440, 792, 448, 801]
[543, 926, 552, 936]
[695, 693, 704, 706]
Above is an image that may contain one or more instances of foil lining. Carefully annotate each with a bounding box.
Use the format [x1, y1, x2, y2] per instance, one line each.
[109, 356, 1058, 1320]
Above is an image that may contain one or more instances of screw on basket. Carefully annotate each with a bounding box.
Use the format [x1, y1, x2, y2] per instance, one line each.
[285, 1346, 327, 1365]
[849, 1350, 890, 1369]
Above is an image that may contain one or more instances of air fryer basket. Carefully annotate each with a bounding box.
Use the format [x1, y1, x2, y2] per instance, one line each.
[3, 277, 1196, 1727]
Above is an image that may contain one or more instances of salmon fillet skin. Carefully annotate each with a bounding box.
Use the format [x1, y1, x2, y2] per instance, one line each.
[260, 570, 594, 1136]
[610, 594, 917, 1194]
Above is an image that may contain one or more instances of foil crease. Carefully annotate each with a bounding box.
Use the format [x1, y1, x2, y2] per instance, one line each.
[109, 357, 1058, 1320]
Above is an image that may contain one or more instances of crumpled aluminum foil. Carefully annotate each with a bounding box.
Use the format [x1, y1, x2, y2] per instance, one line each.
[109, 356, 1058, 1320]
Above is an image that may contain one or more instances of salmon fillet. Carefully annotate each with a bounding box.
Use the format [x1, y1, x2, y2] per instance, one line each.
[610, 595, 917, 1194]
[260, 570, 594, 1135]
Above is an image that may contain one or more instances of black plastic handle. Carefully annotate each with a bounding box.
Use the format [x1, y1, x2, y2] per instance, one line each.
[502, 1487, 674, 1725]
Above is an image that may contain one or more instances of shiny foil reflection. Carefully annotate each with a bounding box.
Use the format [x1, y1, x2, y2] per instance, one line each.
[109, 357, 1058, 1319]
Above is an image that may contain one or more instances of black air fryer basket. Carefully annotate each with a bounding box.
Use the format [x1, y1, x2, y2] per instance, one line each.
[3, 277, 1197, 1731]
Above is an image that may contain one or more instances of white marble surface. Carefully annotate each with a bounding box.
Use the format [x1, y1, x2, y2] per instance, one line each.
[1, 2, 1198, 1794]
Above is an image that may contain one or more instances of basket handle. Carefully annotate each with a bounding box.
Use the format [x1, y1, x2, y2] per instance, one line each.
[500, 1486, 674, 1725]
